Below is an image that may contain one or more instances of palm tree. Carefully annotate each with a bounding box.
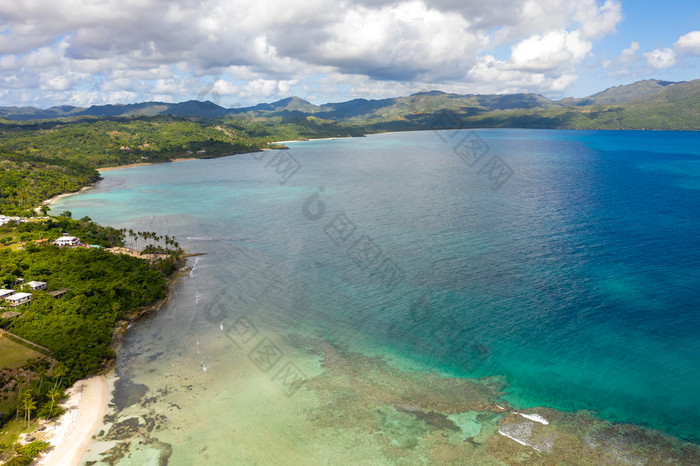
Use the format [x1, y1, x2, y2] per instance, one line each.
[20, 391, 36, 434]
[36, 364, 48, 392]
[5, 444, 23, 466]
[52, 363, 68, 390]
[47, 387, 62, 418]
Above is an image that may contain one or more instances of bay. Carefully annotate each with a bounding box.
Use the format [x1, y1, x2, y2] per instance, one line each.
[53, 129, 700, 463]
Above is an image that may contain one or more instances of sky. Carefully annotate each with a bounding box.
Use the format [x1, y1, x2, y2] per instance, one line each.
[0, 0, 698, 108]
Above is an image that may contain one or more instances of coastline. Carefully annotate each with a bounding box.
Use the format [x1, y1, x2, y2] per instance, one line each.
[43, 144, 305, 208]
[271, 136, 355, 144]
[28, 173, 196, 464]
[97, 157, 199, 173]
[33, 266, 191, 465]
[35, 375, 108, 466]
[36, 186, 94, 212]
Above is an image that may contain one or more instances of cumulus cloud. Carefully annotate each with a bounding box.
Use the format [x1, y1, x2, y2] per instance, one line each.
[606, 29, 700, 78]
[504, 30, 591, 72]
[644, 48, 677, 69]
[574, 0, 622, 39]
[0, 0, 625, 107]
[674, 31, 700, 56]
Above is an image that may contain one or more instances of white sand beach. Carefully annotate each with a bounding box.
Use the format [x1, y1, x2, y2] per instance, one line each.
[97, 157, 198, 172]
[35, 186, 94, 213]
[35, 376, 108, 466]
[272, 136, 352, 144]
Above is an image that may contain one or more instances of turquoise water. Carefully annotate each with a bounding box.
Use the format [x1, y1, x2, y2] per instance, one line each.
[54, 129, 700, 449]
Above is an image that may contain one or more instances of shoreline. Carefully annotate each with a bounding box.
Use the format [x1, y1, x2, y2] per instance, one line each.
[271, 136, 355, 144]
[35, 375, 108, 466]
[97, 157, 199, 173]
[33, 265, 190, 465]
[39, 142, 334, 209]
[36, 186, 95, 212]
[28, 180, 195, 464]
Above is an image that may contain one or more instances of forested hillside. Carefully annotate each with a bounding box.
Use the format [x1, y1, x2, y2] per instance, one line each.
[0, 217, 178, 381]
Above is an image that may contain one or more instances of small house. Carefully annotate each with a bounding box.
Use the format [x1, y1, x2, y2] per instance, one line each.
[55, 234, 80, 247]
[25, 281, 47, 291]
[0, 289, 15, 299]
[5, 292, 32, 307]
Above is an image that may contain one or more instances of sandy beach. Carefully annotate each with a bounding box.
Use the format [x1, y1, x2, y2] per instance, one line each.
[35, 376, 108, 466]
[35, 186, 94, 213]
[272, 136, 353, 144]
[97, 157, 198, 172]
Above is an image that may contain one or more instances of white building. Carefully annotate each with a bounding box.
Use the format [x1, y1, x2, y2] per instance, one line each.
[0, 215, 21, 226]
[5, 292, 32, 307]
[0, 289, 15, 299]
[55, 235, 80, 247]
[25, 281, 47, 291]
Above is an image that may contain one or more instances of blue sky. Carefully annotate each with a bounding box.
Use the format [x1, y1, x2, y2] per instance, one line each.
[0, 0, 698, 108]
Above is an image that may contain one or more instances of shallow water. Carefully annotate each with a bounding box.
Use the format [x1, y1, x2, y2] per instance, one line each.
[53, 129, 700, 463]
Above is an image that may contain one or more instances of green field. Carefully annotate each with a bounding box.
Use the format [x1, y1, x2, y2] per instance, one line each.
[0, 334, 43, 370]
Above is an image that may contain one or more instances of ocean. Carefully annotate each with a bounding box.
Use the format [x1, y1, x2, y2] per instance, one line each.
[52, 129, 700, 464]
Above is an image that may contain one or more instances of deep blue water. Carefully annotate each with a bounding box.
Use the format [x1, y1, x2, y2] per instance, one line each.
[54, 129, 700, 443]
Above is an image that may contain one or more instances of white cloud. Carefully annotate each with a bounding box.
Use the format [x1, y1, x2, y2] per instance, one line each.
[644, 48, 676, 69]
[618, 42, 640, 63]
[674, 30, 700, 56]
[239, 79, 298, 98]
[0, 0, 627, 106]
[505, 30, 591, 72]
[467, 54, 577, 93]
[574, 0, 623, 39]
[602, 41, 641, 74]
[212, 80, 239, 96]
[311, 1, 487, 81]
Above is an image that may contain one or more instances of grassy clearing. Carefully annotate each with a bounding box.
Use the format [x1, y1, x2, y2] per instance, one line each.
[0, 418, 30, 444]
[0, 334, 43, 370]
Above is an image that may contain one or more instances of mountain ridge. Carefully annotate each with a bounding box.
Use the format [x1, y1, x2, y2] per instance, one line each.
[1, 78, 698, 130]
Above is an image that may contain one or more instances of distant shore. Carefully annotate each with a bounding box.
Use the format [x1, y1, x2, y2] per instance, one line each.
[97, 157, 199, 172]
[271, 136, 354, 144]
[35, 158, 203, 211]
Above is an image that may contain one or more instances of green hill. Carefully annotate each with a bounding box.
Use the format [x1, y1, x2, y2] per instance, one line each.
[0, 78, 698, 130]
[560, 79, 679, 106]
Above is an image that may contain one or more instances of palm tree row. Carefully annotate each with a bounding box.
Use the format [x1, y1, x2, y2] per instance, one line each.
[123, 229, 180, 254]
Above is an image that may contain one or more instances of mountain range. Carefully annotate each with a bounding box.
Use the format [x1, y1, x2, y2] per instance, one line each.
[1, 78, 699, 130]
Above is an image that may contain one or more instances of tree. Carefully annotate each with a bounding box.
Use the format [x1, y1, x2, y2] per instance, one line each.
[52, 363, 67, 390]
[111, 302, 121, 323]
[35, 364, 48, 392]
[19, 390, 37, 434]
[59, 211, 72, 219]
[47, 387, 62, 418]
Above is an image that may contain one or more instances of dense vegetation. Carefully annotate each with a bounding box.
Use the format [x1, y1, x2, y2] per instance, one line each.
[0, 218, 178, 381]
[0, 155, 98, 215]
[0, 217, 180, 461]
[1, 246, 166, 379]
